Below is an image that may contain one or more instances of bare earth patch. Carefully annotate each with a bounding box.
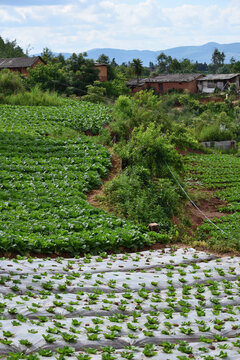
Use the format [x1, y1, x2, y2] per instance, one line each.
[186, 189, 229, 231]
[87, 151, 122, 208]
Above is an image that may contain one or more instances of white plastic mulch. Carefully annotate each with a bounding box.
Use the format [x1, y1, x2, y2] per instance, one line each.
[0, 248, 240, 359]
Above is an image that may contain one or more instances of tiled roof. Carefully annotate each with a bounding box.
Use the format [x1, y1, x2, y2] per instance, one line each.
[127, 73, 202, 86]
[0, 56, 42, 69]
[198, 74, 239, 81]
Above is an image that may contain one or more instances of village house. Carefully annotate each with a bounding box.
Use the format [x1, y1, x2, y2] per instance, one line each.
[0, 56, 45, 76]
[127, 73, 203, 94]
[197, 73, 240, 93]
[94, 63, 108, 81]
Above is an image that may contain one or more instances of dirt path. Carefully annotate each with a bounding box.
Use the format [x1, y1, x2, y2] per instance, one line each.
[87, 151, 122, 207]
[186, 189, 229, 231]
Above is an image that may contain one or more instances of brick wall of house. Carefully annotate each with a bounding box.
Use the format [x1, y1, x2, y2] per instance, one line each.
[162, 79, 198, 94]
[8, 58, 45, 76]
[130, 78, 200, 95]
[94, 65, 108, 82]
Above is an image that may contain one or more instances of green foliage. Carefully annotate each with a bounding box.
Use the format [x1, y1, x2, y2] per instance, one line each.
[185, 154, 240, 252]
[100, 74, 130, 98]
[3, 86, 65, 106]
[103, 165, 179, 231]
[199, 123, 232, 142]
[211, 48, 225, 73]
[0, 70, 65, 106]
[111, 91, 170, 141]
[119, 122, 183, 177]
[131, 58, 143, 78]
[0, 36, 25, 58]
[0, 100, 111, 135]
[65, 53, 99, 96]
[157, 52, 195, 73]
[0, 102, 157, 255]
[168, 123, 198, 150]
[196, 111, 233, 141]
[27, 63, 66, 93]
[82, 81, 107, 103]
[228, 83, 237, 95]
[27, 52, 99, 96]
[0, 69, 24, 96]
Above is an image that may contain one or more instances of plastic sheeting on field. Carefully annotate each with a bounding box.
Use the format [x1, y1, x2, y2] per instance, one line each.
[0, 248, 240, 359]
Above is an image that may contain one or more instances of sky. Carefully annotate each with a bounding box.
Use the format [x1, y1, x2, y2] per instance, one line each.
[0, 0, 239, 55]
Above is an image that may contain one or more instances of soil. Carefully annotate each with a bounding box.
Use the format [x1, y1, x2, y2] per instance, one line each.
[184, 189, 229, 232]
[87, 151, 122, 208]
[199, 96, 225, 103]
[176, 147, 205, 156]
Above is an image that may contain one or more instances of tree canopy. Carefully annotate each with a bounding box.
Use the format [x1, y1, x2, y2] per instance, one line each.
[0, 36, 26, 58]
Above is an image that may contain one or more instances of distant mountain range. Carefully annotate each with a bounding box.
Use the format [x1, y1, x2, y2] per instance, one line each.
[38, 42, 240, 66]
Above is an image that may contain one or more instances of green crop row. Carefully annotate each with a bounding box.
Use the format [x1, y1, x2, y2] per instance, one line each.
[0, 102, 165, 255]
[184, 154, 240, 252]
[0, 100, 111, 136]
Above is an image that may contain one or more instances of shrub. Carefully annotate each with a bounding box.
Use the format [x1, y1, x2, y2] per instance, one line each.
[0, 69, 24, 96]
[4, 86, 65, 106]
[199, 124, 232, 141]
[168, 123, 198, 150]
[82, 82, 107, 103]
[103, 165, 180, 230]
[111, 91, 171, 141]
[118, 122, 183, 177]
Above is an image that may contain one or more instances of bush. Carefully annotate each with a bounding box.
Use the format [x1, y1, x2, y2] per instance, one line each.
[4, 86, 65, 106]
[199, 124, 233, 141]
[111, 91, 171, 141]
[82, 82, 107, 103]
[168, 123, 198, 150]
[0, 69, 24, 96]
[117, 122, 183, 177]
[103, 165, 180, 230]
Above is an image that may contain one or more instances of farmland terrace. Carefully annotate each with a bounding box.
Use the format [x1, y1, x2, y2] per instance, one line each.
[0, 248, 240, 359]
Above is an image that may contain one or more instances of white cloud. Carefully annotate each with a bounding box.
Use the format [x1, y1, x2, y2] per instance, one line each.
[0, 0, 239, 53]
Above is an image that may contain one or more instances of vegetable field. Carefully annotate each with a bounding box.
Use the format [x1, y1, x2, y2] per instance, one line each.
[0, 102, 111, 136]
[185, 154, 240, 252]
[1, 248, 240, 359]
[0, 102, 162, 255]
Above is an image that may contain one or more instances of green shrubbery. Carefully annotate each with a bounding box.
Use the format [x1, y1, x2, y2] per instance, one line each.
[2, 86, 65, 106]
[0, 69, 24, 96]
[114, 122, 183, 176]
[0, 69, 65, 106]
[101, 91, 190, 233]
[103, 165, 180, 230]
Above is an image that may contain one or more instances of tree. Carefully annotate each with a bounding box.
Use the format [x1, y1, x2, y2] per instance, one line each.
[168, 58, 181, 73]
[111, 58, 118, 67]
[194, 61, 208, 73]
[132, 58, 143, 79]
[65, 53, 99, 96]
[96, 53, 110, 64]
[179, 58, 195, 73]
[211, 48, 225, 73]
[41, 47, 54, 63]
[149, 61, 155, 71]
[231, 61, 240, 73]
[157, 52, 172, 73]
[0, 36, 25, 58]
[27, 63, 67, 92]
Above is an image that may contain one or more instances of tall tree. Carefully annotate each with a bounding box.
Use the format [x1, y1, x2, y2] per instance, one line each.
[132, 58, 143, 79]
[66, 53, 99, 95]
[41, 47, 54, 63]
[211, 48, 225, 73]
[0, 36, 25, 58]
[157, 52, 172, 73]
[96, 54, 110, 64]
